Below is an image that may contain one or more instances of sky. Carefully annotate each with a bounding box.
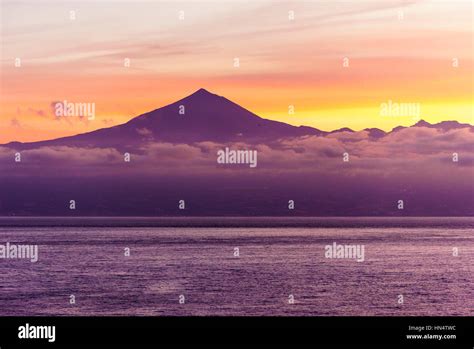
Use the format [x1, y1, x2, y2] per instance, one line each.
[0, 0, 472, 143]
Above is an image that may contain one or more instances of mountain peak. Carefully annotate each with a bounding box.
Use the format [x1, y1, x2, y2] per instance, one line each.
[188, 88, 215, 98]
[414, 120, 431, 127]
[118, 87, 323, 144]
[329, 127, 354, 134]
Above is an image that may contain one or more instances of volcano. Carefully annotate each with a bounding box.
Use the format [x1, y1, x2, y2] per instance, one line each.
[5, 88, 325, 150]
[4, 88, 472, 151]
[1, 89, 473, 216]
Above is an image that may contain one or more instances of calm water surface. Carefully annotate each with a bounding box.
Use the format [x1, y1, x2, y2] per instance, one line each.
[0, 218, 472, 316]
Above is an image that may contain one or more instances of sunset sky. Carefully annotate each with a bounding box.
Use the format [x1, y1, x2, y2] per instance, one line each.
[0, 0, 472, 143]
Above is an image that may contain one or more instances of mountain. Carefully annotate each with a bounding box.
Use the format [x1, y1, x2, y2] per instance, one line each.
[329, 127, 354, 134]
[3, 89, 472, 151]
[1, 89, 473, 216]
[4, 89, 325, 151]
[390, 119, 473, 133]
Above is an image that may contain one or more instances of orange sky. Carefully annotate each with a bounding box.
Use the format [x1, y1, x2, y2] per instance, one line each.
[0, 0, 472, 143]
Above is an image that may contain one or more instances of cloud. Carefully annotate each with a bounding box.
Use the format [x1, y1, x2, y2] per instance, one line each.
[1, 125, 472, 183]
[27, 107, 46, 117]
[102, 118, 115, 125]
[10, 118, 22, 128]
[136, 127, 153, 137]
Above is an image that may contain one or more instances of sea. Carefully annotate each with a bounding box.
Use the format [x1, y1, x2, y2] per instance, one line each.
[0, 217, 472, 316]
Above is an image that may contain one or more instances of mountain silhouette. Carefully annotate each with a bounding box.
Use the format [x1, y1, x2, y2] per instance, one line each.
[1, 89, 473, 217]
[390, 119, 473, 133]
[3, 89, 472, 151]
[5, 89, 325, 150]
